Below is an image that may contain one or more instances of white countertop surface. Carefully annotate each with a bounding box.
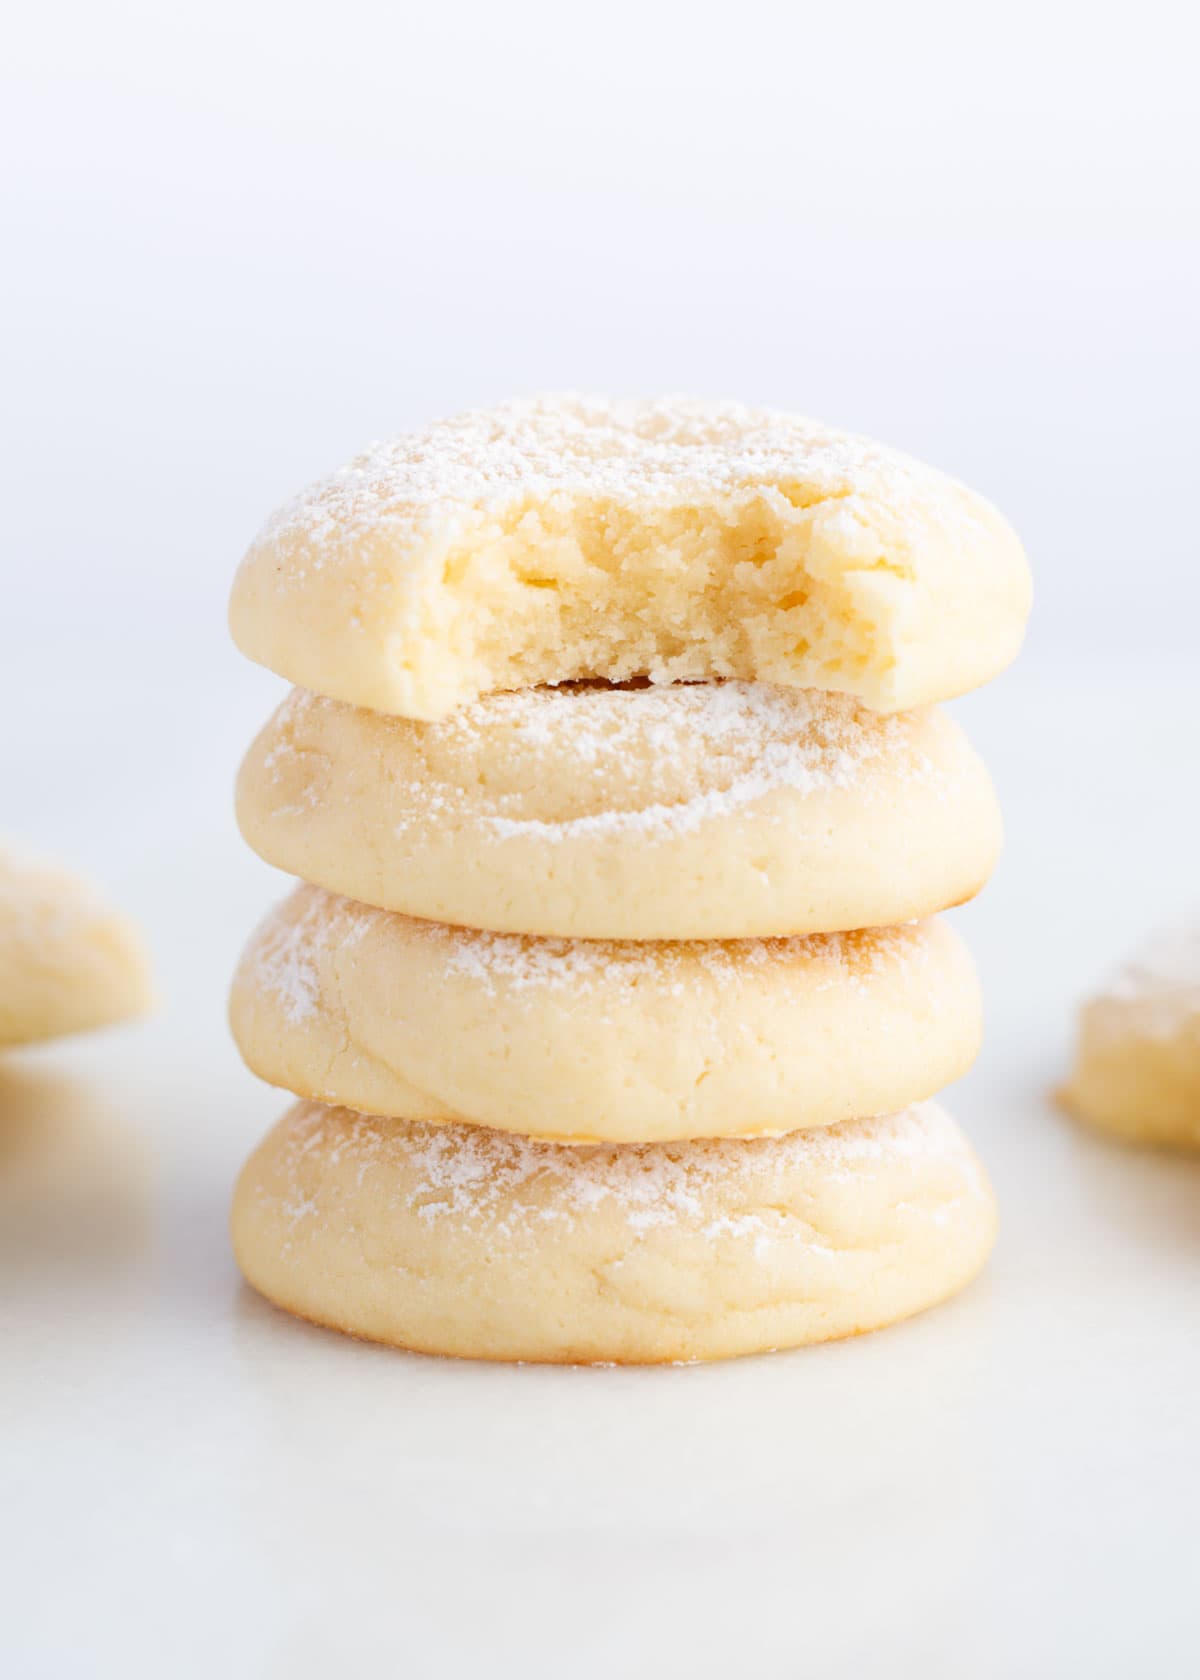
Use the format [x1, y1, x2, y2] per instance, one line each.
[5, 651, 1199, 1678]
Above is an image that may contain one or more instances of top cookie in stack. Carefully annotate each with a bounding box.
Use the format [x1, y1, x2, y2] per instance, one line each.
[228, 397, 1029, 1364]
[231, 394, 1029, 725]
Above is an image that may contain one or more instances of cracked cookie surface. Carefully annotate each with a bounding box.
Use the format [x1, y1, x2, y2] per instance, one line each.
[231, 1099, 996, 1362]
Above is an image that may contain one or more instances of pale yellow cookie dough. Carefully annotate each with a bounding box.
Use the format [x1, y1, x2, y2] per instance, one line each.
[229, 396, 1031, 720]
[232, 1099, 996, 1363]
[1062, 923, 1200, 1149]
[230, 886, 981, 1144]
[0, 849, 151, 1047]
[237, 682, 1001, 940]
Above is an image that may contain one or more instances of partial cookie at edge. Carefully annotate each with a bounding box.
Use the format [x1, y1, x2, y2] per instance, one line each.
[0, 849, 152, 1048]
[1062, 922, 1200, 1149]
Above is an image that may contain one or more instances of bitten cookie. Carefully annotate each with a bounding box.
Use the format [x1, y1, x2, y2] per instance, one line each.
[230, 886, 981, 1144]
[237, 683, 1001, 940]
[232, 1099, 997, 1364]
[1062, 922, 1200, 1149]
[0, 849, 152, 1047]
[229, 396, 1031, 719]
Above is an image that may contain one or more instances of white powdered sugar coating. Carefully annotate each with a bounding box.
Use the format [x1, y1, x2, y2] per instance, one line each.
[251, 394, 989, 555]
[1096, 920, 1200, 1032]
[257, 711, 325, 818]
[442, 683, 925, 841]
[245, 883, 928, 1006]
[268, 681, 939, 843]
[430, 918, 923, 999]
[272, 1100, 975, 1244]
[244, 889, 378, 1023]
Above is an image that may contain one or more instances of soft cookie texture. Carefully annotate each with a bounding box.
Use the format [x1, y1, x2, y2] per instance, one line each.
[1062, 922, 1200, 1149]
[0, 849, 152, 1047]
[230, 886, 981, 1143]
[229, 396, 1031, 719]
[237, 682, 1002, 940]
[231, 1099, 997, 1363]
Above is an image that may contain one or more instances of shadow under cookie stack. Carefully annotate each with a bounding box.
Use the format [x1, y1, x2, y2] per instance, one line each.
[227, 397, 1031, 1364]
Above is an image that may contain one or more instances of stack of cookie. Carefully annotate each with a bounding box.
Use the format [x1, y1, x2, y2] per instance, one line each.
[227, 397, 1030, 1363]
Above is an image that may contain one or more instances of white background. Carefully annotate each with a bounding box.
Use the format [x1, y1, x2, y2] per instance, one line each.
[3, 3, 1200, 1676]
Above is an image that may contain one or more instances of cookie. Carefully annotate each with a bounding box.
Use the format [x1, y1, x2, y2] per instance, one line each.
[237, 683, 1001, 939]
[229, 396, 1030, 719]
[0, 849, 151, 1047]
[1062, 922, 1200, 1149]
[232, 1099, 996, 1363]
[230, 886, 980, 1143]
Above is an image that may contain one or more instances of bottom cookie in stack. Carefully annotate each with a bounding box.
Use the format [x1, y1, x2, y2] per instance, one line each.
[232, 1100, 996, 1364]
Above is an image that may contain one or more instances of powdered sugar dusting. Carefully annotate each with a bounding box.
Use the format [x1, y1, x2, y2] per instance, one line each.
[1093, 919, 1200, 1033]
[272, 1100, 973, 1241]
[444, 683, 926, 841]
[244, 882, 932, 1005]
[431, 918, 925, 998]
[263, 682, 940, 843]
[250, 395, 990, 556]
[244, 889, 377, 1023]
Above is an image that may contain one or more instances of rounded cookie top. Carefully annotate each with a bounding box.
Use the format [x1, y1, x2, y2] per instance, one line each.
[267, 681, 935, 839]
[262, 1098, 983, 1237]
[230, 396, 1030, 718]
[1079, 919, 1200, 1042]
[252, 396, 978, 538]
[0, 847, 152, 1047]
[1061, 918, 1200, 1150]
[1097, 923, 1200, 1016]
